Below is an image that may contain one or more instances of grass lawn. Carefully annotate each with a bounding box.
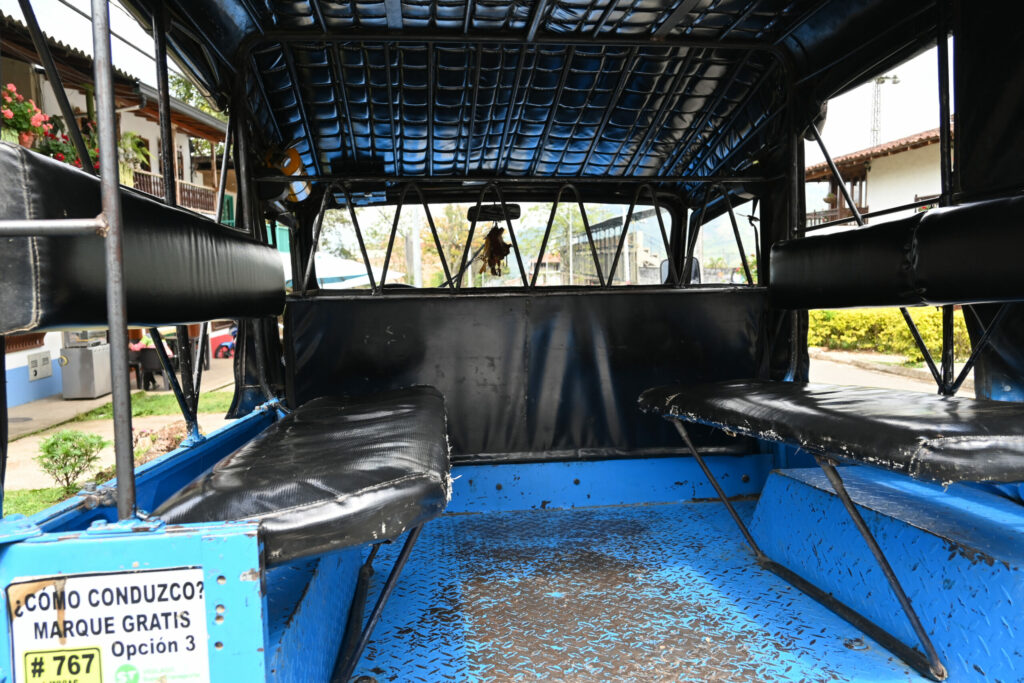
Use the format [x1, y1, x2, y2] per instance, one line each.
[72, 391, 234, 422]
[4, 488, 69, 517]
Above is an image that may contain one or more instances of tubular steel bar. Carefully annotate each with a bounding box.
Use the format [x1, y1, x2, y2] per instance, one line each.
[899, 307, 943, 387]
[214, 117, 233, 227]
[301, 190, 333, 295]
[952, 304, 1009, 394]
[154, 4, 177, 206]
[234, 114, 256, 239]
[719, 184, 753, 285]
[18, 0, 95, 175]
[149, 328, 199, 439]
[340, 184, 380, 291]
[810, 124, 863, 226]
[92, 0, 135, 520]
[456, 182, 529, 288]
[564, 185, 606, 287]
[671, 421, 765, 560]
[684, 187, 712, 285]
[243, 30, 785, 58]
[759, 559, 941, 682]
[251, 174, 771, 185]
[812, 120, 947, 392]
[638, 184, 679, 285]
[606, 197, 639, 287]
[338, 545, 381, 667]
[0, 217, 108, 236]
[936, 5, 953, 208]
[331, 525, 424, 682]
[940, 305, 955, 395]
[803, 198, 938, 232]
[815, 456, 947, 681]
[250, 319, 281, 406]
[155, 12, 199, 418]
[377, 197, 404, 291]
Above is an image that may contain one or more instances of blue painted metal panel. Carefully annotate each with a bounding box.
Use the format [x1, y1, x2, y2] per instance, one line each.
[265, 548, 362, 683]
[751, 467, 1024, 683]
[353, 504, 922, 681]
[448, 455, 772, 513]
[0, 520, 267, 682]
[5, 361, 62, 408]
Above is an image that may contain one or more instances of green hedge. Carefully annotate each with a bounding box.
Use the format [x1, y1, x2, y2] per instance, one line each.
[808, 308, 971, 363]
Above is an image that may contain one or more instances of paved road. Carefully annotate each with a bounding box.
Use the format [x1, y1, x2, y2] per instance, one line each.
[810, 357, 973, 397]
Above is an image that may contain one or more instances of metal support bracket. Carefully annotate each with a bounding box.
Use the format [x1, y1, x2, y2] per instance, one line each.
[815, 455, 947, 680]
[331, 525, 424, 682]
[667, 418, 947, 681]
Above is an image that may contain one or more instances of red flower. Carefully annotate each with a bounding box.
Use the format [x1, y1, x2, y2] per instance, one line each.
[73, 158, 82, 168]
[55, 153, 65, 162]
[93, 162, 100, 170]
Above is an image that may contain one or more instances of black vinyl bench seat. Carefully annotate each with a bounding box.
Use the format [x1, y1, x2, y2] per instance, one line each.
[640, 380, 1024, 484]
[155, 386, 451, 565]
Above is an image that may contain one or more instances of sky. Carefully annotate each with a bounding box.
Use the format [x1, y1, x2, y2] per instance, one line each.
[805, 43, 951, 166]
[0, 0, 180, 86]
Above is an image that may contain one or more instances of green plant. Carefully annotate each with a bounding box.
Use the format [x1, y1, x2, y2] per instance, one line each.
[808, 307, 971, 362]
[119, 131, 150, 168]
[36, 430, 108, 494]
[3, 488, 68, 517]
[0, 83, 52, 135]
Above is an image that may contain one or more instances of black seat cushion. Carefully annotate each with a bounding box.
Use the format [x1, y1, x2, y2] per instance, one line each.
[155, 386, 450, 565]
[640, 380, 1024, 483]
[0, 142, 283, 334]
[769, 196, 1024, 310]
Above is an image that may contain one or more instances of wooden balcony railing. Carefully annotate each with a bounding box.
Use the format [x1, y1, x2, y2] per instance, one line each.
[806, 205, 869, 227]
[132, 170, 217, 215]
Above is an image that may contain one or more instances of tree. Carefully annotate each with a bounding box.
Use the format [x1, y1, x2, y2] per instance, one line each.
[169, 74, 226, 158]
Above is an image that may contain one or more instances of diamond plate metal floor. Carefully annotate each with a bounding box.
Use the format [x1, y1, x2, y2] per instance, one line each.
[352, 503, 924, 682]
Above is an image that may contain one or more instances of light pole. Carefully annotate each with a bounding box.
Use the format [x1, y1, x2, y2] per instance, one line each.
[871, 74, 900, 146]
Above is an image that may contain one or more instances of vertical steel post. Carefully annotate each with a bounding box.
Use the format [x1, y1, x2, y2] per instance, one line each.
[936, 0, 956, 395]
[17, 0, 96, 175]
[92, 0, 135, 519]
[234, 114, 256, 239]
[940, 305, 955, 394]
[215, 117, 233, 226]
[153, 6, 196, 411]
[153, 4, 177, 205]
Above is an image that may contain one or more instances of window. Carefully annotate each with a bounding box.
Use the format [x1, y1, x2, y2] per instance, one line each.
[313, 200, 672, 290]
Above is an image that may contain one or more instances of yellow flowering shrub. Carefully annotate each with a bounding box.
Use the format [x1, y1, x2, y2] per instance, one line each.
[807, 308, 971, 362]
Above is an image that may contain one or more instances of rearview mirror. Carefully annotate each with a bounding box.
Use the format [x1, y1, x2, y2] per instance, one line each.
[468, 204, 521, 223]
[661, 257, 700, 284]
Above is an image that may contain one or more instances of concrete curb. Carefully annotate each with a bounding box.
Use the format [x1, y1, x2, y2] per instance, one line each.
[809, 348, 974, 392]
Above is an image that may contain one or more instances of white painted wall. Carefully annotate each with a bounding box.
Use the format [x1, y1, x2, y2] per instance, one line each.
[37, 77, 196, 183]
[5, 334, 63, 370]
[864, 144, 941, 223]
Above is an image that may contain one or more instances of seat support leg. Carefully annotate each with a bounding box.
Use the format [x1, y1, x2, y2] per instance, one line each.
[815, 456, 947, 680]
[672, 421, 766, 561]
[331, 525, 424, 682]
[668, 418, 947, 681]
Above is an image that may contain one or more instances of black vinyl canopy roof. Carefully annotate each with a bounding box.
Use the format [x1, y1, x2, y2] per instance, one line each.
[119, 0, 938, 204]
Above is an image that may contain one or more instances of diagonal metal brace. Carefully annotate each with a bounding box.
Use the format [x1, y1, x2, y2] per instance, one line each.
[666, 417, 947, 681]
[815, 456, 947, 681]
[332, 525, 424, 682]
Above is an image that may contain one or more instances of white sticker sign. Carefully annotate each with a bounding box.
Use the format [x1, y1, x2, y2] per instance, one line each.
[7, 567, 210, 683]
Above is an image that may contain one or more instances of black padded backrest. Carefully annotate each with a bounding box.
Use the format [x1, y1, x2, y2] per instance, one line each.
[0, 143, 284, 334]
[769, 196, 1024, 309]
[286, 288, 768, 461]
